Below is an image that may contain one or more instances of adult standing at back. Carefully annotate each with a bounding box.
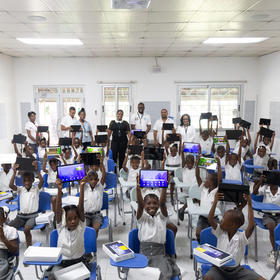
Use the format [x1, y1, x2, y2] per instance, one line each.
[75, 108, 94, 150]
[108, 110, 130, 170]
[153, 109, 175, 146]
[177, 114, 196, 142]
[60, 106, 77, 138]
[25, 111, 38, 153]
[130, 102, 151, 135]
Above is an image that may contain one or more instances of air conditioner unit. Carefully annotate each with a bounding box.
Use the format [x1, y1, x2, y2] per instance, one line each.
[111, 0, 151, 9]
[152, 57, 161, 73]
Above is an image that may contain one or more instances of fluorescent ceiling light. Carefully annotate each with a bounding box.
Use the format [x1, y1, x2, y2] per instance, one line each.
[203, 37, 268, 44]
[17, 38, 83, 45]
[112, 0, 151, 9]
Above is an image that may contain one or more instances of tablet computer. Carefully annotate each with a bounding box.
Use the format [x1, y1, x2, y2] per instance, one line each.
[263, 171, 280, 185]
[80, 153, 100, 166]
[15, 157, 35, 172]
[201, 112, 212, 120]
[218, 183, 249, 204]
[140, 169, 168, 188]
[95, 135, 108, 144]
[183, 142, 200, 153]
[260, 127, 274, 138]
[133, 131, 146, 139]
[198, 157, 217, 169]
[213, 136, 226, 145]
[144, 147, 164, 160]
[57, 163, 86, 182]
[166, 133, 180, 142]
[38, 126, 49, 133]
[97, 125, 108, 132]
[232, 117, 242, 124]
[259, 118, 271, 126]
[71, 125, 81, 132]
[226, 130, 242, 140]
[128, 145, 143, 155]
[162, 123, 174, 130]
[87, 146, 103, 155]
[59, 137, 72, 146]
[46, 146, 61, 156]
[13, 134, 26, 144]
[239, 120, 251, 130]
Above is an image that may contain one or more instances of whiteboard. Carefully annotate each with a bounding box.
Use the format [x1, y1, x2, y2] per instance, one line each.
[143, 101, 171, 128]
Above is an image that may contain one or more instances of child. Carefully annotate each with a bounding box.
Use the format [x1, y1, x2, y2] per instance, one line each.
[234, 128, 251, 161]
[199, 116, 215, 156]
[253, 146, 269, 174]
[0, 164, 13, 192]
[195, 155, 222, 240]
[225, 142, 242, 182]
[253, 175, 280, 263]
[72, 135, 83, 157]
[48, 177, 88, 280]
[205, 191, 264, 280]
[60, 146, 78, 165]
[37, 137, 48, 160]
[0, 206, 18, 279]
[12, 140, 36, 160]
[122, 152, 142, 184]
[178, 154, 197, 221]
[136, 178, 181, 280]
[254, 129, 275, 155]
[268, 157, 278, 171]
[8, 161, 43, 246]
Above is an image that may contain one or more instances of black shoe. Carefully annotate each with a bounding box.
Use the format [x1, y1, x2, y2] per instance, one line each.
[171, 198, 174, 206]
[178, 207, 185, 221]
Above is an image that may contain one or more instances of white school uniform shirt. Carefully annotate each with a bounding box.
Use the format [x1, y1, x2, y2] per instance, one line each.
[84, 182, 104, 213]
[233, 141, 249, 160]
[258, 185, 280, 205]
[212, 224, 248, 267]
[199, 137, 213, 155]
[63, 156, 75, 165]
[214, 153, 226, 168]
[47, 168, 57, 184]
[225, 162, 242, 182]
[25, 121, 38, 144]
[18, 185, 40, 214]
[0, 224, 17, 250]
[130, 112, 151, 131]
[199, 183, 218, 217]
[253, 153, 269, 173]
[60, 115, 77, 137]
[127, 167, 140, 183]
[176, 125, 196, 142]
[182, 168, 197, 187]
[57, 220, 85, 260]
[165, 154, 182, 168]
[153, 118, 175, 145]
[0, 169, 13, 192]
[138, 210, 168, 244]
[73, 146, 83, 156]
[37, 146, 46, 158]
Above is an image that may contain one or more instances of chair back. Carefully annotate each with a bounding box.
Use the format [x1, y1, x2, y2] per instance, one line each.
[105, 172, 117, 189]
[15, 176, 23, 186]
[243, 159, 254, 174]
[189, 185, 201, 200]
[130, 187, 137, 202]
[43, 173, 48, 188]
[200, 227, 217, 246]
[119, 168, 128, 181]
[101, 192, 109, 211]
[251, 194, 264, 202]
[108, 149, 113, 160]
[107, 159, 116, 173]
[50, 226, 97, 254]
[128, 228, 175, 256]
[274, 224, 280, 250]
[174, 168, 183, 182]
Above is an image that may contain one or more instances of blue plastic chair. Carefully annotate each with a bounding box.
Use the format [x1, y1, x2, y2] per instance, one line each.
[49, 227, 101, 280]
[107, 158, 116, 173]
[128, 228, 180, 280]
[243, 159, 264, 182]
[108, 149, 113, 160]
[17, 191, 52, 244]
[271, 224, 280, 279]
[8, 236, 24, 280]
[105, 172, 118, 227]
[15, 176, 23, 187]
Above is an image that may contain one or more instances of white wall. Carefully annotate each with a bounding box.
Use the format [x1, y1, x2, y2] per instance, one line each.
[0, 54, 16, 153]
[14, 57, 259, 131]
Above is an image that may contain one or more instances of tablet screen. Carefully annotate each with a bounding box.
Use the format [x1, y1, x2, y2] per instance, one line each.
[57, 163, 85, 182]
[183, 142, 199, 153]
[140, 170, 168, 188]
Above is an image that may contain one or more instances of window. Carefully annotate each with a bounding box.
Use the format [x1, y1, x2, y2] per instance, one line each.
[102, 85, 131, 126]
[34, 86, 84, 145]
[178, 84, 241, 129]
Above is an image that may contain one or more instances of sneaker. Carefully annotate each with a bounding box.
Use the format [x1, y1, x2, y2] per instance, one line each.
[269, 250, 276, 264]
[178, 207, 185, 221]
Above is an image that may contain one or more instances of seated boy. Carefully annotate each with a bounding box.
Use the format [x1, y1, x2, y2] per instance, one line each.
[205, 191, 265, 280]
[8, 161, 43, 246]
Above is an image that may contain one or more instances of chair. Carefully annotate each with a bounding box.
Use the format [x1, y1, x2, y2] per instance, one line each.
[271, 224, 280, 280]
[108, 149, 113, 160]
[107, 158, 116, 173]
[18, 191, 52, 245]
[15, 176, 23, 187]
[192, 227, 250, 279]
[105, 172, 118, 226]
[8, 236, 24, 280]
[243, 159, 264, 183]
[128, 228, 180, 280]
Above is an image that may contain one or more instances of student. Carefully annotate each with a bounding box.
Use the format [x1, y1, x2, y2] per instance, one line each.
[60, 106, 77, 138]
[25, 111, 38, 153]
[205, 192, 264, 280]
[176, 114, 196, 142]
[254, 128, 275, 155]
[136, 177, 181, 280]
[0, 164, 13, 192]
[37, 137, 48, 159]
[60, 146, 78, 165]
[225, 142, 242, 182]
[0, 206, 18, 279]
[253, 176, 280, 263]
[199, 116, 214, 156]
[195, 155, 222, 241]
[122, 152, 142, 184]
[8, 161, 43, 246]
[178, 154, 197, 221]
[48, 177, 88, 280]
[253, 146, 269, 174]
[268, 157, 278, 171]
[12, 140, 36, 160]
[84, 156, 106, 237]
[72, 136, 83, 157]
[212, 135, 229, 168]
[233, 133, 251, 162]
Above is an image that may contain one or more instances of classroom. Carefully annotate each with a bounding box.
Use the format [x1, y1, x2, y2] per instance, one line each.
[1, 0, 280, 279]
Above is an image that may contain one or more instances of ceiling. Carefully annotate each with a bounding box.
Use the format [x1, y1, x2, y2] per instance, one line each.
[0, 0, 280, 57]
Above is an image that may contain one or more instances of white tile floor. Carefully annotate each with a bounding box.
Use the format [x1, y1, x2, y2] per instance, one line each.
[11, 187, 280, 280]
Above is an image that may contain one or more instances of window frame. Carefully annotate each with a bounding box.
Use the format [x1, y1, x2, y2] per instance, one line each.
[177, 82, 243, 130]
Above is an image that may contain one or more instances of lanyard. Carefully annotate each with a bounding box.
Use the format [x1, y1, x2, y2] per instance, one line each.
[137, 112, 143, 124]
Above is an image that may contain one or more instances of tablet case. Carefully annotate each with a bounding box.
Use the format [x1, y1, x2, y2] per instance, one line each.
[232, 117, 242, 124]
[59, 137, 72, 146]
[239, 119, 251, 130]
[212, 115, 218, 121]
[95, 135, 107, 144]
[201, 112, 212, 119]
[226, 130, 242, 140]
[97, 125, 108, 132]
[128, 145, 143, 155]
[166, 133, 180, 142]
[13, 134, 26, 144]
[80, 153, 100, 166]
[263, 171, 280, 185]
[259, 118, 271, 126]
[260, 127, 274, 138]
[162, 123, 174, 130]
[144, 147, 164, 160]
[133, 131, 146, 139]
[71, 125, 81, 132]
[218, 183, 249, 203]
[37, 126, 49, 133]
[16, 157, 35, 171]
